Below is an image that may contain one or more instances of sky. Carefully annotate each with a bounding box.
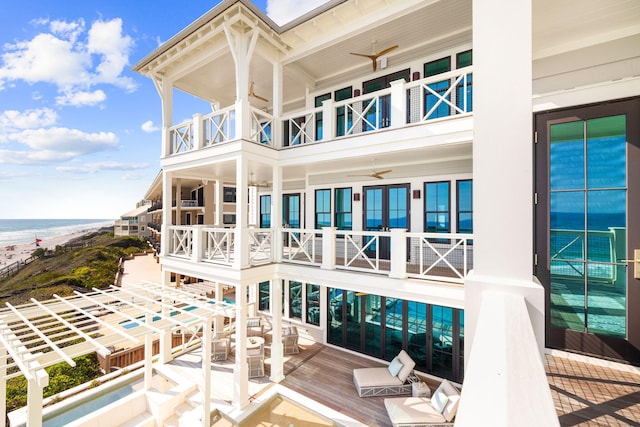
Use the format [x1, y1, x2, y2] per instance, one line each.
[0, 0, 328, 220]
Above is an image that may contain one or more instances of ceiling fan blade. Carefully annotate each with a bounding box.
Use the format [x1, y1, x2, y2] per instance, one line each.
[253, 94, 269, 103]
[375, 45, 399, 58]
[374, 169, 392, 175]
[350, 52, 375, 59]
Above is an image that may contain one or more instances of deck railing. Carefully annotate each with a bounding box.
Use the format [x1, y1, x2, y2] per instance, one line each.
[165, 226, 472, 283]
[163, 66, 473, 155]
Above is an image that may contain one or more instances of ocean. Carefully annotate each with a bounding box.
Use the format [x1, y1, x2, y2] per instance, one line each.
[0, 219, 114, 247]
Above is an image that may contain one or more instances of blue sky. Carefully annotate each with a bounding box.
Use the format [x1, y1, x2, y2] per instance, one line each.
[0, 0, 328, 219]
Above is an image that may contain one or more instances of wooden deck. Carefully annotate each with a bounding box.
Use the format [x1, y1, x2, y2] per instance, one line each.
[269, 342, 640, 427]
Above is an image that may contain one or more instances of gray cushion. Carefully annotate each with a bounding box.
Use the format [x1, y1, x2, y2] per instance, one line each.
[388, 356, 404, 377]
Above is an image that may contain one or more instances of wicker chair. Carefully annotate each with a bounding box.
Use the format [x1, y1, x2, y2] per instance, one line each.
[211, 337, 229, 361]
[282, 326, 299, 355]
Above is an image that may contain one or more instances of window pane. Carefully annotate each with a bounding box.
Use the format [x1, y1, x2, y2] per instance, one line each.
[456, 50, 472, 68]
[315, 189, 331, 229]
[432, 305, 453, 379]
[258, 281, 270, 311]
[346, 291, 361, 351]
[586, 115, 626, 189]
[384, 298, 403, 360]
[407, 302, 427, 370]
[306, 284, 320, 326]
[335, 188, 352, 231]
[550, 121, 584, 190]
[328, 288, 343, 345]
[364, 295, 382, 357]
[289, 281, 302, 320]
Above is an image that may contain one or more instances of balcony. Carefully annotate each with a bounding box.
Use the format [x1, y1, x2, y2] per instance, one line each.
[165, 225, 473, 284]
[165, 67, 473, 157]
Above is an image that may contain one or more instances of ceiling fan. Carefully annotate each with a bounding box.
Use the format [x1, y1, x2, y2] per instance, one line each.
[348, 168, 392, 180]
[350, 42, 399, 72]
[249, 173, 271, 188]
[249, 82, 269, 103]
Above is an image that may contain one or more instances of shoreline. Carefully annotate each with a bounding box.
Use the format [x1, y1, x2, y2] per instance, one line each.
[0, 228, 103, 267]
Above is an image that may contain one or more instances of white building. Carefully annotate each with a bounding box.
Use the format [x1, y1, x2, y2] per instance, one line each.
[114, 201, 152, 239]
[2, 0, 638, 426]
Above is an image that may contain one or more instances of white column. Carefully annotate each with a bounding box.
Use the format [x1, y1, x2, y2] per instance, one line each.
[175, 179, 182, 226]
[271, 166, 283, 262]
[389, 79, 406, 128]
[201, 317, 212, 427]
[321, 227, 336, 270]
[235, 157, 249, 268]
[161, 170, 173, 257]
[193, 113, 204, 150]
[389, 228, 407, 278]
[144, 313, 153, 391]
[26, 367, 48, 427]
[160, 77, 173, 158]
[458, 0, 556, 425]
[270, 278, 284, 381]
[233, 283, 249, 409]
[321, 99, 334, 142]
[272, 63, 283, 149]
[215, 179, 223, 226]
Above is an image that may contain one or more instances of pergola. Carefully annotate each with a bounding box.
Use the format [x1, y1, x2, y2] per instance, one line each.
[0, 282, 235, 427]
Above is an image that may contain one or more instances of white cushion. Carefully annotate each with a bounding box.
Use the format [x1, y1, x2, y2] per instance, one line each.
[431, 385, 449, 414]
[384, 397, 446, 425]
[396, 350, 416, 383]
[387, 357, 404, 377]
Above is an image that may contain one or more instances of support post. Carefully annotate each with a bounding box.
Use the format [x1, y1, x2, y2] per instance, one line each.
[233, 284, 249, 409]
[389, 228, 407, 279]
[270, 278, 284, 382]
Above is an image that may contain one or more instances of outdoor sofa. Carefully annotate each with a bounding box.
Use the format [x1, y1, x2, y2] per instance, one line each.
[353, 349, 417, 397]
[384, 379, 460, 427]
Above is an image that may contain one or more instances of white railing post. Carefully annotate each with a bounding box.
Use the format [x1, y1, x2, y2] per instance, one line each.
[162, 127, 171, 157]
[390, 229, 407, 279]
[235, 98, 251, 141]
[322, 99, 334, 141]
[322, 227, 336, 270]
[390, 79, 406, 128]
[192, 113, 204, 150]
[191, 225, 203, 263]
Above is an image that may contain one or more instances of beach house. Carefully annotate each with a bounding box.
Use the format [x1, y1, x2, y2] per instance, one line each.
[2, 0, 639, 426]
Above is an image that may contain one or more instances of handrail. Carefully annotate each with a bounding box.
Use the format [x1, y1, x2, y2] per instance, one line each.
[203, 106, 236, 145]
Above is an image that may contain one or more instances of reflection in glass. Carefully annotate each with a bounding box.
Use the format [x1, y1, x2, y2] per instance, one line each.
[364, 295, 382, 357]
[289, 281, 302, 320]
[548, 115, 627, 338]
[384, 298, 403, 360]
[346, 291, 361, 351]
[306, 284, 320, 326]
[258, 281, 270, 312]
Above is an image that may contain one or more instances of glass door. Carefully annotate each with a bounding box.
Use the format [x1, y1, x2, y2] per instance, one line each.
[363, 184, 410, 259]
[535, 97, 640, 364]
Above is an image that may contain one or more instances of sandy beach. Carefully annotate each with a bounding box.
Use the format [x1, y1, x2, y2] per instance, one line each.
[0, 228, 103, 267]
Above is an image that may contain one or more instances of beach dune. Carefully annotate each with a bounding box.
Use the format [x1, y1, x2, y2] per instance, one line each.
[0, 229, 103, 267]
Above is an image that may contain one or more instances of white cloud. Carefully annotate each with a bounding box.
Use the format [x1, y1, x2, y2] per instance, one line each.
[121, 172, 144, 181]
[56, 161, 148, 174]
[266, 0, 330, 25]
[0, 127, 118, 164]
[141, 120, 159, 133]
[0, 17, 136, 101]
[56, 89, 107, 107]
[0, 108, 58, 132]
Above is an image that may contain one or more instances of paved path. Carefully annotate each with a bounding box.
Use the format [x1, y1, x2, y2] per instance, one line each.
[121, 253, 162, 285]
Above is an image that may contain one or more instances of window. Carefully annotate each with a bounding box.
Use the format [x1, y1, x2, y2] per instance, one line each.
[334, 86, 352, 137]
[315, 189, 331, 229]
[258, 281, 270, 311]
[315, 93, 331, 140]
[335, 188, 352, 230]
[456, 180, 473, 234]
[289, 281, 302, 320]
[260, 195, 271, 228]
[223, 214, 236, 225]
[223, 186, 236, 203]
[424, 182, 450, 234]
[423, 57, 451, 119]
[456, 50, 473, 112]
[306, 284, 320, 326]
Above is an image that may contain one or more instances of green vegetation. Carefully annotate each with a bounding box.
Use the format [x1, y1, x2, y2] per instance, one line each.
[0, 231, 148, 305]
[0, 231, 149, 413]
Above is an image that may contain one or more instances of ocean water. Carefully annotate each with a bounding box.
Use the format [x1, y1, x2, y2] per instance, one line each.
[0, 219, 113, 247]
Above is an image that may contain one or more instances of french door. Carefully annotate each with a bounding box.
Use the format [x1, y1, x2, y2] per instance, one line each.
[363, 184, 410, 259]
[282, 193, 301, 229]
[535, 97, 640, 364]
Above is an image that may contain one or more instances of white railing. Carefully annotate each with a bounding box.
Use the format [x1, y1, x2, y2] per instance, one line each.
[249, 229, 273, 264]
[168, 226, 193, 258]
[334, 89, 392, 138]
[336, 230, 390, 274]
[163, 226, 473, 284]
[250, 107, 274, 147]
[163, 66, 472, 156]
[202, 227, 235, 265]
[282, 229, 321, 265]
[405, 66, 473, 123]
[281, 108, 321, 147]
[204, 106, 236, 145]
[406, 233, 473, 283]
[169, 121, 194, 154]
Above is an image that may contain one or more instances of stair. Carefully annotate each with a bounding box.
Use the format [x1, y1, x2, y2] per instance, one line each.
[118, 411, 155, 427]
[162, 392, 202, 427]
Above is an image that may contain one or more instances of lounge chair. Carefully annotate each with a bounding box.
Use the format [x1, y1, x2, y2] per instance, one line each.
[353, 350, 417, 397]
[246, 317, 264, 337]
[384, 379, 460, 427]
[282, 326, 299, 355]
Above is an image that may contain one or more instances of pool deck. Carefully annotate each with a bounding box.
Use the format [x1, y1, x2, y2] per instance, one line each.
[122, 254, 640, 426]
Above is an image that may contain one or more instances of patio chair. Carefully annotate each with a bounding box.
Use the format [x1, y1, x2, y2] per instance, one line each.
[384, 379, 460, 427]
[246, 317, 264, 337]
[247, 352, 264, 378]
[282, 326, 299, 355]
[211, 337, 229, 361]
[353, 350, 417, 397]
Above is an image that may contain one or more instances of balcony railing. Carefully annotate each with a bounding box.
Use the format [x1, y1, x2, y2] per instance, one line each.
[164, 66, 473, 156]
[165, 226, 472, 283]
